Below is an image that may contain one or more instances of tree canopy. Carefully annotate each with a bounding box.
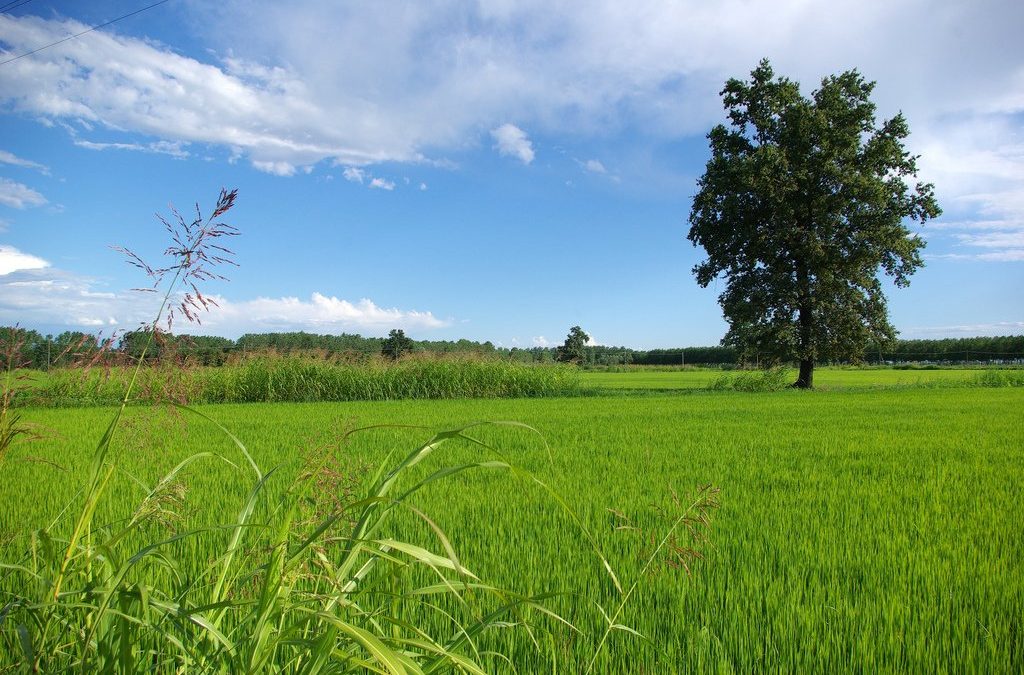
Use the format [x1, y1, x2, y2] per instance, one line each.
[556, 326, 590, 363]
[688, 60, 941, 387]
[380, 329, 415, 360]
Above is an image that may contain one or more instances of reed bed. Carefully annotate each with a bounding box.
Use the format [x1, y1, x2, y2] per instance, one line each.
[22, 356, 583, 407]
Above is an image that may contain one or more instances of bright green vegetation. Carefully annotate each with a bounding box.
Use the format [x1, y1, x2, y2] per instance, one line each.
[580, 366, 1020, 391]
[20, 357, 582, 407]
[4, 386, 1022, 671]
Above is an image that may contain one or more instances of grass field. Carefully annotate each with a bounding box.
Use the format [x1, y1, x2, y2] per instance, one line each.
[3, 380, 1022, 671]
[579, 366, 1015, 391]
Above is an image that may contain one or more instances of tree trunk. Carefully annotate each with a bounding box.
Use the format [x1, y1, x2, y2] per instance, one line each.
[794, 359, 814, 388]
[795, 261, 814, 389]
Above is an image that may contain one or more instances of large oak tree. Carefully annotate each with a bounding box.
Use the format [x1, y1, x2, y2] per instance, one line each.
[688, 60, 940, 388]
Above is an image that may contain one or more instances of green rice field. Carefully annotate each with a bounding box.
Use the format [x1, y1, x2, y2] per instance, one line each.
[579, 365, 1018, 390]
[2, 372, 1022, 671]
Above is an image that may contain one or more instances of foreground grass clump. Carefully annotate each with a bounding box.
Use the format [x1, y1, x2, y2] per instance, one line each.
[5, 386, 1023, 672]
[26, 355, 583, 406]
[2, 189, 628, 672]
[0, 416, 601, 672]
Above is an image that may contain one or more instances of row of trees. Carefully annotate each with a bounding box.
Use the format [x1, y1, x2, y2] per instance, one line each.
[0, 326, 499, 369]
[3, 324, 1021, 371]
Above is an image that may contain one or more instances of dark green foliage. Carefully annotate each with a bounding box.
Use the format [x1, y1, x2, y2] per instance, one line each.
[688, 60, 942, 387]
[380, 328, 415, 360]
[4, 325, 1022, 370]
[556, 326, 590, 363]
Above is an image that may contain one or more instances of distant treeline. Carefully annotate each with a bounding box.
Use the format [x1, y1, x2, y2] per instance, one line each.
[2, 326, 1023, 370]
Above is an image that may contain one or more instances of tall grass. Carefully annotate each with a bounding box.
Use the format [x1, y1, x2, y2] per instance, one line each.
[24, 355, 583, 406]
[709, 366, 792, 392]
[1, 190, 686, 671]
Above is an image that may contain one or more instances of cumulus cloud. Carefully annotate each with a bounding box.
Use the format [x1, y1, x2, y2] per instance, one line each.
[0, 149, 49, 174]
[582, 159, 606, 174]
[0, 245, 49, 275]
[196, 293, 446, 334]
[0, 257, 447, 335]
[532, 336, 549, 347]
[491, 123, 535, 164]
[0, 178, 47, 209]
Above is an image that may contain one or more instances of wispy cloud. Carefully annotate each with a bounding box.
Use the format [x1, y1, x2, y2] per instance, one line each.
[368, 177, 395, 190]
[342, 166, 366, 183]
[905, 321, 1024, 337]
[250, 160, 297, 176]
[491, 124, 535, 164]
[74, 139, 190, 159]
[0, 149, 49, 174]
[0, 3, 1021, 198]
[0, 178, 47, 209]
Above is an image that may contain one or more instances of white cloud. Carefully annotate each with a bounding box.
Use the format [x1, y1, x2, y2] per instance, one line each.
[955, 230, 1024, 249]
[419, 182, 427, 191]
[74, 139, 190, 159]
[342, 166, 366, 183]
[368, 177, 395, 190]
[0, 261, 447, 335]
[906, 321, 1024, 337]
[0, 149, 49, 174]
[0, 178, 47, 209]
[1, 2, 1022, 207]
[491, 123, 535, 164]
[532, 336, 549, 347]
[929, 250, 1024, 263]
[582, 159, 606, 174]
[196, 293, 446, 334]
[0, 245, 49, 275]
[250, 160, 297, 176]
[341, 166, 394, 190]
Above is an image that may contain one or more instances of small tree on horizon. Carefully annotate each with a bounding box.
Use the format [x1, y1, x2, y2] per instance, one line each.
[556, 326, 589, 364]
[688, 59, 941, 388]
[381, 328, 414, 360]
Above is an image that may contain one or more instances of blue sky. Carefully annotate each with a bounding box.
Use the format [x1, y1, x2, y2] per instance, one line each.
[1, 0, 1022, 349]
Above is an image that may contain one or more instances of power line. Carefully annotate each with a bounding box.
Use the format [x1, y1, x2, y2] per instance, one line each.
[1, 0, 40, 14]
[0, 0, 172, 67]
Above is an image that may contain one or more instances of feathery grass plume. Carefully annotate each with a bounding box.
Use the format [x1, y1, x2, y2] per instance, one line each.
[0, 189, 243, 671]
[0, 326, 36, 461]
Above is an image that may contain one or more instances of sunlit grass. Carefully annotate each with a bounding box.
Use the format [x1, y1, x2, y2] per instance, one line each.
[5, 386, 1022, 671]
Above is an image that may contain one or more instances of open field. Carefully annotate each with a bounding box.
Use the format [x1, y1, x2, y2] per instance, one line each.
[3, 383, 1022, 671]
[579, 366, 1021, 391]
